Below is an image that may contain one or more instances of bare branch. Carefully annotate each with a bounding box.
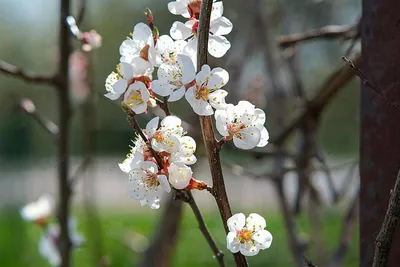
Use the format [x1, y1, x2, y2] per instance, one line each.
[76, 0, 87, 26]
[372, 169, 400, 267]
[278, 23, 358, 48]
[304, 255, 319, 267]
[272, 54, 360, 146]
[197, 0, 248, 266]
[18, 98, 59, 139]
[0, 61, 55, 85]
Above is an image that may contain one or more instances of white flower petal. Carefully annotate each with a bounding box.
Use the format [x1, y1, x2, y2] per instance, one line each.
[227, 213, 246, 232]
[141, 161, 158, 174]
[170, 21, 193, 40]
[146, 117, 160, 138]
[211, 1, 224, 20]
[253, 229, 273, 250]
[210, 16, 233, 36]
[208, 35, 231, 58]
[152, 79, 176, 97]
[208, 89, 228, 110]
[226, 232, 240, 253]
[158, 174, 171, 193]
[257, 127, 269, 147]
[183, 38, 198, 69]
[178, 54, 196, 84]
[246, 213, 267, 231]
[168, 86, 185, 102]
[168, 1, 188, 15]
[239, 243, 260, 256]
[167, 163, 192, 189]
[233, 127, 261, 150]
[192, 98, 214, 116]
[132, 23, 153, 45]
[196, 64, 211, 85]
[208, 67, 229, 88]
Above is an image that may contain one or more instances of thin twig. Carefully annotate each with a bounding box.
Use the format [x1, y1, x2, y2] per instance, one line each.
[278, 23, 358, 48]
[76, 0, 87, 26]
[342, 56, 399, 109]
[272, 54, 360, 146]
[197, 0, 248, 266]
[372, 168, 400, 267]
[186, 191, 225, 267]
[304, 255, 318, 267]
[0, 61, 55, 85]
[17, 98, 60, 139]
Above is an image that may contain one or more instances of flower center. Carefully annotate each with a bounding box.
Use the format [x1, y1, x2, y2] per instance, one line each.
[140, 44, 150, 61]
[195, 85, 210, 101]
[237, 229, 253, 244]
[125, 90, 144, 107]
[142, 171, 160, 189]
[154, 130, 164, 142]
[227, 122, 246, 138]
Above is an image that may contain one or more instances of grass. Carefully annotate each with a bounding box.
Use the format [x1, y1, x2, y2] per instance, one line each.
[0, 206, 359, 266]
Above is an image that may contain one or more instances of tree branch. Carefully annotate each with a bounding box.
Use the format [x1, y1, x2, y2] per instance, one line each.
[17, 98, 59, 139]
[278, 23, 358, 48]
[272, 54, 360, 146]
[57, 0, 73, 266]
[197, 0, 248, 266]
[372, 168, 400, 267]
[0, 61, 55, 85]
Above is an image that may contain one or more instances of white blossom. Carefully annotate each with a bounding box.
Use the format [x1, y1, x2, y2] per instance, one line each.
[119, 23, 156, 75]
[152, 54, 196, 102]
[215, 101, 269, 150]
[170, 2, 232, 63]
[20, 195, 54, 224]
[168, 0, 222, 20]
[104, 62, 138, 100]
[170, 136, 197, 165]
[226, 213, 272, 256]
[129, 161, 171, 209]
[185, 64, 229, 115]
[151, 35, 187, 66]
[122, 81, 151, 114]
[145, 116, 184, 153]
[39, 218, 84, 266]
[167, 162, 193, 189]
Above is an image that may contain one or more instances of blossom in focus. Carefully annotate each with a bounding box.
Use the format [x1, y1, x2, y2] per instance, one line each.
[170, 2, 232, 63]
[226, 213, 272, 256]
[20, 195, 54, 225]
[145, 116, 184, 153]
[104, 62, 137, 100]
[185, 64, 229, 115]
[168, 0, 221, 20]
[170, 136, 197, 165]
[129, 161, 171, 209]
[215, 101, 269, 150]
[122, 81, 151, 114]
[167, 162, 193, 189]
[39, 218, 85, 266]
[151, 35, 187, 66]
[119, 23, 156, 75]
[152, 54, 196, 102]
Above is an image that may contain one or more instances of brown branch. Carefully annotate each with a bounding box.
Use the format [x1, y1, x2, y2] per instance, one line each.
[197, 0, 247, 266]
[57, 0, 73, 266]
[372, 168, 400, 267]
[76, 0, 87, 26]
[0, 61, 55, 85]
[278, 23, 358, 48]
[272, 54, 360, 146]
[18, 98, 60, 139]
[342, 56, 400, 109]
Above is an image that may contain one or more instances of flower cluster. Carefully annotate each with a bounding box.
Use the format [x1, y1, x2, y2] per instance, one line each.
[104, 0, 272, 258]
[20, 196, 85, 266]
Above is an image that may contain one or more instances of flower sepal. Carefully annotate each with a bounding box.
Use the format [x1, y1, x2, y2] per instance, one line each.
[184, 177, 207, 191]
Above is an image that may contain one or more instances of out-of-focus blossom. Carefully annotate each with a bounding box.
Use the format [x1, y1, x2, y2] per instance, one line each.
[82, 30, 102, 52]
[20, 195, 54, 225]
[69, 51, 90, 105]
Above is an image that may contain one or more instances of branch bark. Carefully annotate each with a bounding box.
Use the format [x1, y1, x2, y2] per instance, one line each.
[372, 169, 400, 267]
[197, 0, 248, 266]
[57, 0, 73, 266]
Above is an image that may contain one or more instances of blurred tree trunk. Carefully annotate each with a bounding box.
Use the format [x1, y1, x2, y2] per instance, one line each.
[360, 1, 400, 266]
